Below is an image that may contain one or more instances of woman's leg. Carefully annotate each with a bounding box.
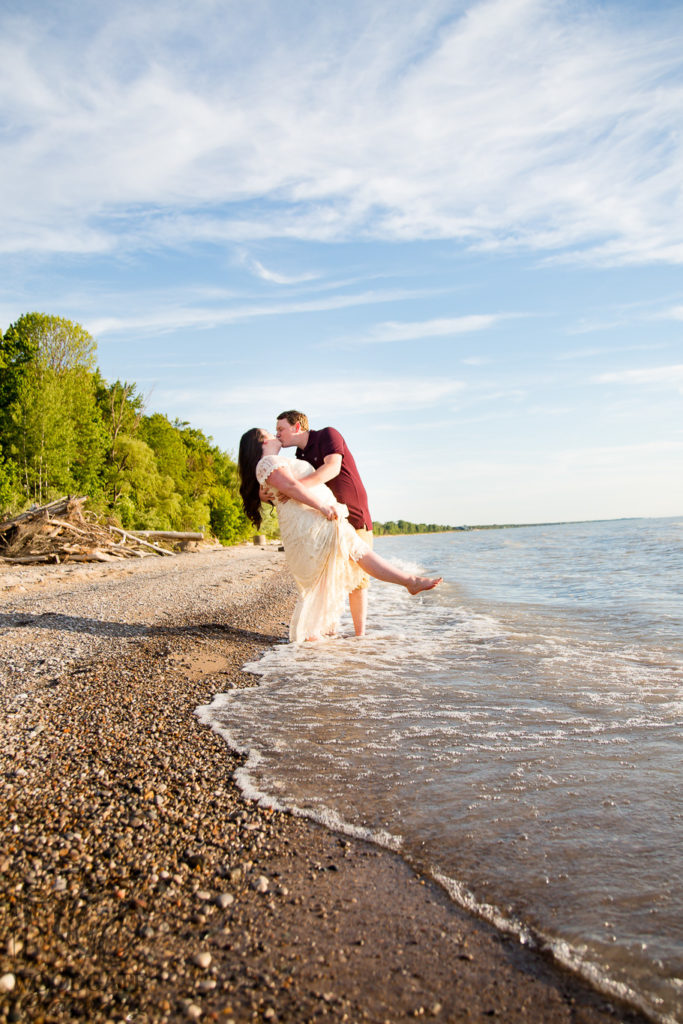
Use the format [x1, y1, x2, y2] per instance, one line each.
[356, 549, 442, 594]
[348, 586, 368, 636]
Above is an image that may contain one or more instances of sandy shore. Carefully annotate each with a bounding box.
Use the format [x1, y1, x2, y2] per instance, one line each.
[0, 547, 649, 1024]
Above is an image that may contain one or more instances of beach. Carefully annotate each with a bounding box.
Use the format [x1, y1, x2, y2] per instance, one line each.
[0, 546, 650, 1024]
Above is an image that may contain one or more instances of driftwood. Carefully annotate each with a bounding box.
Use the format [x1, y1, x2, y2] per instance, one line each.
[128, 531, 204, 541]
[109, 527, 174, 556]
[126, 530, 204, 551]
[0, 497, 179, 565]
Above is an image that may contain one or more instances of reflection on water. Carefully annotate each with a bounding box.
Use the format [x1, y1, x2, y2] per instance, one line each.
[199, 518, 683, 1024]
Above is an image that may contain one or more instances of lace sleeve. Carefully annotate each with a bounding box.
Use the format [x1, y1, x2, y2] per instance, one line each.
[256, 455, 284, 486]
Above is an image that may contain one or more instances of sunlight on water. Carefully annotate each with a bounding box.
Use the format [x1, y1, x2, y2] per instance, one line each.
[198, 518, 683, 1024]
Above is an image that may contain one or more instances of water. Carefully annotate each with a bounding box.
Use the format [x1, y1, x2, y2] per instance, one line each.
[198, 517, 683, 1023]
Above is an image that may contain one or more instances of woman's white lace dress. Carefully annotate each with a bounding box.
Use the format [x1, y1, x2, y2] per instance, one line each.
[256, 455, 370, 642]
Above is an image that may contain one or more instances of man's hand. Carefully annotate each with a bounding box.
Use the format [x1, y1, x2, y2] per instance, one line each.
[265, 466, 337, 517]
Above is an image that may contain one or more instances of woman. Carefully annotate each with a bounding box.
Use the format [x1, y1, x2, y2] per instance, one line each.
[238, 428, 442, 643]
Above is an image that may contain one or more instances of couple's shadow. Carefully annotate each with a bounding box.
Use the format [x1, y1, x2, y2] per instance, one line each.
[0, 611, 282, 646]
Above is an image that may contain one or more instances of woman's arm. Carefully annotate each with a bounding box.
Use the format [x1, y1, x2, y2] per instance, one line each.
[266, 466, 338, 520]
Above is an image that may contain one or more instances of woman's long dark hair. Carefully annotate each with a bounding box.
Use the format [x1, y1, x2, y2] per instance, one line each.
[238, 428, 265, 528]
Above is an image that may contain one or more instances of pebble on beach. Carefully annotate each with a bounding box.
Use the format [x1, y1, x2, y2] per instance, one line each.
[0, 975, 15, 995]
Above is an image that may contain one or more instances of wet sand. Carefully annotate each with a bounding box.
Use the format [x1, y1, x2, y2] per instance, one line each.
[0, 547, 649, 1023]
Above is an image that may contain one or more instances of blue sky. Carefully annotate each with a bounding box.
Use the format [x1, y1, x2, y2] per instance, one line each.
[2, 0, 682, 525]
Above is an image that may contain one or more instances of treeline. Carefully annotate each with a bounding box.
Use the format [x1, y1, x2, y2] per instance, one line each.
[373, 520, 459, 536]
[0, 312, 279, 543]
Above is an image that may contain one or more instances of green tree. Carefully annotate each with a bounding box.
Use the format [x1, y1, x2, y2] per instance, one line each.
[108, 435, 180, 529]
[0, 318, 38, 439]
[373, 519, 456, 536]
[0, 442, 16, 514]
[140, 415, 211, 531]
[2, 313, 104, 505]
[209, 487, 251, 543]
[96, 379, 147, 509]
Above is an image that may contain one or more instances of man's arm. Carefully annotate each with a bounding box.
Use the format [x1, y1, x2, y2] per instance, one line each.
[297, 453, 342, 488]
[266, 465, 338, 518]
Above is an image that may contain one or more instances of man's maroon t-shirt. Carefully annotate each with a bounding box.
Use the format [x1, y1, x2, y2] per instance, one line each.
[296, 427, 372, 531]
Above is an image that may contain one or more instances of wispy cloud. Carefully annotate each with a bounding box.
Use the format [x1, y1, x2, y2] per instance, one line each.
[567, 297, 683, 334]
[2, 0, 683, 264]
[86, 286, 437, 337]
[338, 313, 510, 346]
[658, 305, 683, 322]
[238, 253, 320, 285]
[155, 374, 466, 427]
[556, 343, 668, 360]
[595, 364, 683, 387]
[558, 439, 683, 469]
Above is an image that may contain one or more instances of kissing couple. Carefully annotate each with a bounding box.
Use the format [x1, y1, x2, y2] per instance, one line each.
[239, 411, 441, 644]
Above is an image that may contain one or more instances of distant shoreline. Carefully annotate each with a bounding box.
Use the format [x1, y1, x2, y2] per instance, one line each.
[375, 515, 666, 536]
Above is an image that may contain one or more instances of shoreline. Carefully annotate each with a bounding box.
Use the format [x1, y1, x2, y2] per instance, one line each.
[1, 548, 650, 1023]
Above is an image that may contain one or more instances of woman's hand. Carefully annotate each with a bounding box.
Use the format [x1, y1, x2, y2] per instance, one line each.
[264, 465, 338, 519]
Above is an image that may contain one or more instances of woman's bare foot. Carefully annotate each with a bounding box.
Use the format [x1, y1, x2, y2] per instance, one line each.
[304, 629, 337, 641]
[407, 576, 442, 594]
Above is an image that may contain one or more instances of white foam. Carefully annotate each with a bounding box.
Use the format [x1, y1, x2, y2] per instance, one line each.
[433, 869, 536, 945]
[233, 746, 404, 852]
[433, 870, 677, 1024]
[197, 686, 405, 853]
[195, 525, 683, 1024]
[545, 939, 678, 1024]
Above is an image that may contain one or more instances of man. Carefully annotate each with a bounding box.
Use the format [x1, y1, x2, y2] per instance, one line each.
[275, 410, 373, 637]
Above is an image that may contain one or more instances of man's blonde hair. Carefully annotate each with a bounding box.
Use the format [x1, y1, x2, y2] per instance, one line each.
[276, 409, 309, 431]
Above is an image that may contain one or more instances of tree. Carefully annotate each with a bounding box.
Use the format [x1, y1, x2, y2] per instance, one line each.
[107, 435, 180, 529]
[0, 442, 16, 514]
[209, 488, 251, 544]
[1, 313, 104, 505]
[6, 312, 96, 374]
[373, 519, 456, 535]
[96, 377, 145, 450]
[0, 318, 38, 436]
[140, 415, 212, 531]
[96, 379, 146, 508]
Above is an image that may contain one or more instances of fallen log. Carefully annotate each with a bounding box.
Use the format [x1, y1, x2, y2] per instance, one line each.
[128, 531, 204, 541]
[46, 518, 91, 536]
[109, 527, 174, 556]
[66, 549, 122, 563]
[2, 553, 59, 564]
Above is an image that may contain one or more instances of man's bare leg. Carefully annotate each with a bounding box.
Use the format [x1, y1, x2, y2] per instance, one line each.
[349, 586, 368, 637]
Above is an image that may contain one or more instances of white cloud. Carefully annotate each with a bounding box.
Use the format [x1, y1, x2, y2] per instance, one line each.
[239, 254, 320, 285]
[154, 375, 466, 431]
[660, 305, 683, 322]
[341, 313, 508, 345]
[86, 286, 437, 337]
[558, 439, 683, 468]
[2, 0, 683, 263]
[557, 343, 667, 359]
[595, 364, 683, 387]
